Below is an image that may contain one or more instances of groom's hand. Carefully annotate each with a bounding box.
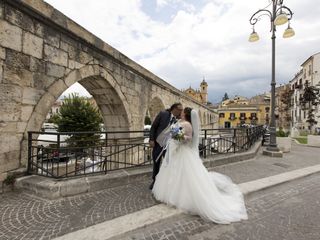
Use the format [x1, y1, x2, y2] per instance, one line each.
[149, 140, 155, 148]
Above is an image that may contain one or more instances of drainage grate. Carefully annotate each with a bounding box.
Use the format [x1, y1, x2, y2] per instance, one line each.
[273, 163, 291, 168]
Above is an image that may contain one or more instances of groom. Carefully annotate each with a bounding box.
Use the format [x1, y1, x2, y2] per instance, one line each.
[149, 103, 183, 190]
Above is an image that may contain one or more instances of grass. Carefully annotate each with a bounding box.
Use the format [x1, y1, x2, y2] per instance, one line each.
[294, 137, 308, 144]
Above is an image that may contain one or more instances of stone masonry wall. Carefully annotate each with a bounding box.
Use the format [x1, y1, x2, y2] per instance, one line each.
[0, 0, 217, 181]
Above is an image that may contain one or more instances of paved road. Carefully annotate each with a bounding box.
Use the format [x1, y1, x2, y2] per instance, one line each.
[112, 173, 320, 240]
[0, 142, 319, 240]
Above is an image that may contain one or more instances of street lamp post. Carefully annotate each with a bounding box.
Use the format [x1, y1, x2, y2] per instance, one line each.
[249, 0, 294, 156]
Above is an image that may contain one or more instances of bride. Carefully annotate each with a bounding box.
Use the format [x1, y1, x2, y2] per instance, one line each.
[152, 107, 248, 224]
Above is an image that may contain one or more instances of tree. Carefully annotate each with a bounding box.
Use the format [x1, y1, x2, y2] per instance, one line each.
[279, 87, 293, 127]
[300, 82, 320, 132]
[144, 116, 151, 125]
[52, 93, 103, 148]
[222, 92, 229, 101]
[48, 114, 59, 124]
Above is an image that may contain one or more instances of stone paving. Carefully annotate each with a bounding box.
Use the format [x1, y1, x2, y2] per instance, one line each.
[112, 173, 320, 240]
[213, 141, 320, 184]
[0, 183, 157, 240]
[0, 142, 319, 240]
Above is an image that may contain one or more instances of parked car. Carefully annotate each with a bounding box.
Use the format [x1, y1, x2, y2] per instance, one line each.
[144, 125, 151, 138]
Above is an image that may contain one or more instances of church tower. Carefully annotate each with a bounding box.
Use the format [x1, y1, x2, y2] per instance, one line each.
[200, 77, 208, 103]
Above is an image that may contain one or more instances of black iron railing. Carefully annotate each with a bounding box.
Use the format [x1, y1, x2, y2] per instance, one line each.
[199, 125, 264, 158]
[28, 126, 264, 179]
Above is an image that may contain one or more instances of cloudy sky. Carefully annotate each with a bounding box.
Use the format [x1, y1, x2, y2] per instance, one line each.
[45, 0, 320, 103]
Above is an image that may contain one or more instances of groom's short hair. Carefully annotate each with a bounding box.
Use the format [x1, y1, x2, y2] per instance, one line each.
[170, 103, 182, 111]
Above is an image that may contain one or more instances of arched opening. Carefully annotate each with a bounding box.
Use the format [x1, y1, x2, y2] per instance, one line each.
[22, 65, 131, 171]
[25, 65, 130, 134]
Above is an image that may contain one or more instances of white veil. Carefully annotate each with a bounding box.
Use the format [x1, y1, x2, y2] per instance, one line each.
[191, 109, 200, 152]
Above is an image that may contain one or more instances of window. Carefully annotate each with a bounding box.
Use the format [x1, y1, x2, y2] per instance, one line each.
[219, 113, 225, 118]
[299, 109, 301, 121]
[309, 65, 312, 76]
[229, 113, 236, 120]
[240, 113, 246, 120]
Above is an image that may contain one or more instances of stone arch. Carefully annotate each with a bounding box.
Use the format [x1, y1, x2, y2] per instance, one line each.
[21, 65, 132, 165]
[25, 65, 131, 134]
[147, 96, 166, 122]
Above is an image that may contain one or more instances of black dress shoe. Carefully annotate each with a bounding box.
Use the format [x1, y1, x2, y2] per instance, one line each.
[149, 181, 154, 190]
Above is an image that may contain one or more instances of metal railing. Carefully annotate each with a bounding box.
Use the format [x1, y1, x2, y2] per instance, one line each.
[27, 126, 264, 179]
[199, 125, 265, 157]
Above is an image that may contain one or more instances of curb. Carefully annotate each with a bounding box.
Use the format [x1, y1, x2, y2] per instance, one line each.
[16, 142, 261, 199]
[52, 164, 320, 240]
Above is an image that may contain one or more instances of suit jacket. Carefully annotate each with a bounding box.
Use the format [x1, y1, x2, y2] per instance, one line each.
[149, 110, 171, 142]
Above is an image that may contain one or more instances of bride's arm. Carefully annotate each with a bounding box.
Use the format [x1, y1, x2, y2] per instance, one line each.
[182, 122, 193, 141]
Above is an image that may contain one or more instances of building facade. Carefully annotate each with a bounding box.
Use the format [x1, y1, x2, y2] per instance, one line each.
[218, 96, 270, 128]
[182, 79, 208, 104]
[46, 100, 62, 121]
[289, 52, 320, 133]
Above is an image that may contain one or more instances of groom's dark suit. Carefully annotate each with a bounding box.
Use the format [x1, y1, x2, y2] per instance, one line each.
[149, 110, 176, 182]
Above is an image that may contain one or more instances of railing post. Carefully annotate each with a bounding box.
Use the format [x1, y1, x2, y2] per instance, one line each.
[104, 132, 108, 173]
[27, 132, 32, 174]
[56, 133, 60, 177]
[203, 130, 207, 158]
[233, 129, 236, 153]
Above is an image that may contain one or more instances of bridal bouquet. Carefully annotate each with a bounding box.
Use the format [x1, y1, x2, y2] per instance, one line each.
[170, 124, 185, 141]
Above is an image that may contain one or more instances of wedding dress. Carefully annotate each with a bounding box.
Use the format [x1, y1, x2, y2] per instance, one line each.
[152, 110, 248, 224]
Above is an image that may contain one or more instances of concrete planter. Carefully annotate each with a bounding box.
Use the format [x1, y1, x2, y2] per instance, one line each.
[276, 137, 291, 153]
[308, 135, 320, 147]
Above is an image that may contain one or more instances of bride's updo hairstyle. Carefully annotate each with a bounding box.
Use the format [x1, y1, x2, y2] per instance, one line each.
[184, 107, 192, 124]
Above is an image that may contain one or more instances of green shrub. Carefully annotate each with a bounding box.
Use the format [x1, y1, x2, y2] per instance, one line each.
[3, 175, 16, 186]
[276, 127, 287, 137]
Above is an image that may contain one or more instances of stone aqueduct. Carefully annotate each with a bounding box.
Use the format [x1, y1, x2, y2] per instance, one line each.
[0, 0, 218, 180]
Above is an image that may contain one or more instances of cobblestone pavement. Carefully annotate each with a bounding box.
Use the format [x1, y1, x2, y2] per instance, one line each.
[112, 173, 320, 240]
[0, 182, 157, 240]
[213, 142, 320, 184]
[0, 143, 319, 240]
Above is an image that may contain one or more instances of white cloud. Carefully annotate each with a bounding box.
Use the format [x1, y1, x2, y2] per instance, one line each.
[45, 0, 320, 103]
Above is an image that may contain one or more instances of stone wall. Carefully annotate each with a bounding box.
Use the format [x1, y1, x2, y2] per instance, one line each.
[0, 0, 217, 181]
